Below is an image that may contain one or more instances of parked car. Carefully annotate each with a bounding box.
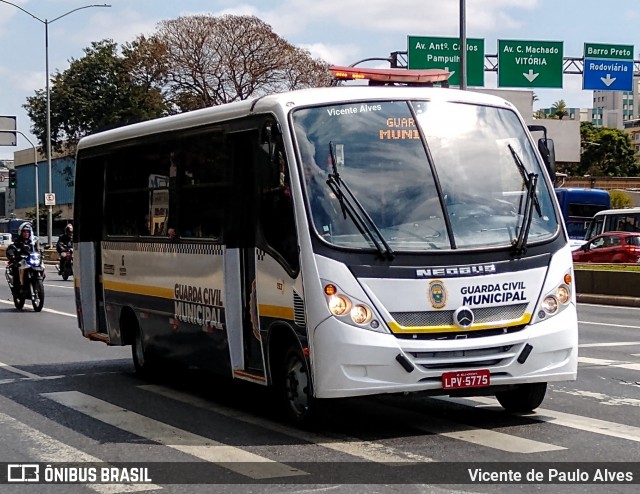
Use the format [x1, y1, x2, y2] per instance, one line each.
[572, 232, 640, 264]
[0, 233, 12, 248]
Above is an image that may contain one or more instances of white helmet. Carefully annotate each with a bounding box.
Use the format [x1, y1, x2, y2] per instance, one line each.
[18, 222, 33, 236]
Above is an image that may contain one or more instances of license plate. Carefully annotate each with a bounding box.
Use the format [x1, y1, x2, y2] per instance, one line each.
[442, 369, 490, 390]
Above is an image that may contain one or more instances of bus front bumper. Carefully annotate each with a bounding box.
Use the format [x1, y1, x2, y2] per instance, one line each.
[311, 305, 578, 399]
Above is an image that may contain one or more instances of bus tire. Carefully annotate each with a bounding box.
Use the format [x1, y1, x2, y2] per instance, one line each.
[132, 325, 155, 376]
[495, 382, 547, 413]
[279, 344, 316, 426]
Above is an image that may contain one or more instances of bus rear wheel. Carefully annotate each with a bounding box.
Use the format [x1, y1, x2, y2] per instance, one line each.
[132, 326, 156, 376]
[495, 382, 547, 413]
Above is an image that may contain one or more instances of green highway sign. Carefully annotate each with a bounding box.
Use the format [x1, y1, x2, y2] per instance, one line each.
[584, 43, 634, 60]
[498, 40, 563, 88]
[407, 36, 485, 87]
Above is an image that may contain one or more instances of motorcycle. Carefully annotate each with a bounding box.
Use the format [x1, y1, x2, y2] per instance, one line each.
[5, 251, 46, 312]
[58, 246, 74, 280]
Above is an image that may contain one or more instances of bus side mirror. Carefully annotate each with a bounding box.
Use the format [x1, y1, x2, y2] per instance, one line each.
[538, 138, 556, 183]
[527, 124, 556, 183]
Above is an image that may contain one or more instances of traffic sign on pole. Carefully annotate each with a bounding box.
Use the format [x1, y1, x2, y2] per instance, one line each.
[583, 43, 634, 91]
[407, 36, 485, 87]
[0, 116, 17, 146]
[498, 40, 563, 88]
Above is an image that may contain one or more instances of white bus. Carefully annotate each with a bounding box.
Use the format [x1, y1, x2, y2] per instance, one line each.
[584, 207, 640, 241]
[73, 66, 578, 424]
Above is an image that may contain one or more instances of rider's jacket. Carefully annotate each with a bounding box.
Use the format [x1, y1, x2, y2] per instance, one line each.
[6, 237, 38, 263]
[56, 233, 73, 253]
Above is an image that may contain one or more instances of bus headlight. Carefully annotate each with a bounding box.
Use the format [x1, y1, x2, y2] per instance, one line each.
[350, 304, 372, 325]
[541, 295, 559, 314]
[323, 281, 386, 332]
[556, 285, 571, 305]
[328, 295, 351, 316]
[532, 270, 573, 323]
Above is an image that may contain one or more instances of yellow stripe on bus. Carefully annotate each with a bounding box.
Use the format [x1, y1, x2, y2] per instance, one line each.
[387, 313, 531, 334]
[102, 280, 174, 299]
[258, 304, 295, 320]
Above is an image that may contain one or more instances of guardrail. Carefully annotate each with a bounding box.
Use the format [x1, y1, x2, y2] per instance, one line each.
[574, 265, 640, 307]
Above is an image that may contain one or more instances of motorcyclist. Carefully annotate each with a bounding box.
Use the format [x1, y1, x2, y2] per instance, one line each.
[56, 224, 74, 275]
[6, 222, 39, 288]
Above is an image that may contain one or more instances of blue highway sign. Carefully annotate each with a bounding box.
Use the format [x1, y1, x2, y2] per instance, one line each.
[583, 59, 634, 91]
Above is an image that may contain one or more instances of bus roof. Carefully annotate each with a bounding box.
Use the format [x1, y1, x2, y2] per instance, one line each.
[593, 207, 640, 217]
[76, 85, 518, 152]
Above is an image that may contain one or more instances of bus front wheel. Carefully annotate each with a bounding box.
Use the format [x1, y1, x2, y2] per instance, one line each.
[495, 382, 547, 413]
[279, 345, 316, 425]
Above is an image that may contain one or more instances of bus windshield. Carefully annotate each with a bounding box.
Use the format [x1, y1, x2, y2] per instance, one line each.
[292, 100, 557, 251]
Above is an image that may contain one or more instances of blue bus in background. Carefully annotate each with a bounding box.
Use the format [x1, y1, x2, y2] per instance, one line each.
[555, 188, 611, 248]
[0, 217, 30, 242]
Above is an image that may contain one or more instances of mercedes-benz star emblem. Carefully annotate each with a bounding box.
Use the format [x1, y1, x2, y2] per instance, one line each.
[454, 307, 474, 328]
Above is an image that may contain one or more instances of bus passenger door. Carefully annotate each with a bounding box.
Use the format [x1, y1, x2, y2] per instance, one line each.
[225, 129, 267, 379]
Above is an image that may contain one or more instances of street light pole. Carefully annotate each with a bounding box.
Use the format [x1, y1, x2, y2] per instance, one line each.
[459, 0, 467, 90]
[0, 0, 111, 246]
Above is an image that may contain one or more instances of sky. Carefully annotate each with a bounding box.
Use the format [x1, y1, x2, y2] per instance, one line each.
[1, 0, 640, 160]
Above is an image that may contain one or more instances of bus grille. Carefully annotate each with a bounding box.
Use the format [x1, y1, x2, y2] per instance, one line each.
[293, 290, 306, 327]
[409, 345, 519, 370]
[390, 303, 528, 328]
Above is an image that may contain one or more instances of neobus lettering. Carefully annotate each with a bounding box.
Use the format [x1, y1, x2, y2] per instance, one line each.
[416, 264, 496, 278]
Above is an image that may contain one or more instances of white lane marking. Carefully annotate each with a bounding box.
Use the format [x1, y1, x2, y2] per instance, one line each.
[578, 320, 640, 329]
[43, 391, 307, 480]
[552, 388, 640, 407]
[366, 399, 564, 454]
[0, 361, 42, 379]
[0, 298, 75, 317]
[45, 283, 74, 289]
[578, 303, 640, 311]
[140, 384, 432, 464]
[0, 412, 160, 493]
[578, 356, 640, 371]
[579, 341, 640, 348]
[0, 376, 64, 386]
[463, 396, 640, 443]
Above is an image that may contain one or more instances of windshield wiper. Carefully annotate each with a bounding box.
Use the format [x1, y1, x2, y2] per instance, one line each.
[325, 142, 395, 260]
[508, 144, 540, 254]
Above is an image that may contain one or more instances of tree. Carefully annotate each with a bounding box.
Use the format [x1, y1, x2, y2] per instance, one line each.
[578, 122, 639, 177]
[138, 14, 332, 111]
[24, 40, 170, 156]
[610, 190, 633, 209]
[551, 99, 568, 120]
